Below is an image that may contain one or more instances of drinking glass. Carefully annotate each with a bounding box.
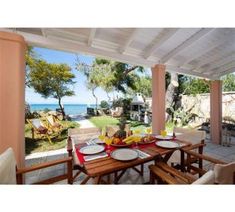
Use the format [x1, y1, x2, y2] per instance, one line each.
[146, 128, 152, 138]
[160, 130, 167, 138]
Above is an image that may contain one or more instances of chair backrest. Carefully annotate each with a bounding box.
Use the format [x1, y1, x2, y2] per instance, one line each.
[214, 161, 235, 184]
[68, 127, 101, 146]
[174, 127, 192, 134]
[46, 116, 55, 126]
[0, 148, 16, 184]
[175, 128, 206, 145]
[31, 119, 44, 129]
[192, 170, 215, 184]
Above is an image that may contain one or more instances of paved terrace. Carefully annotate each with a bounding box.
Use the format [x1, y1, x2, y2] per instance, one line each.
[25, 135, 235, 184]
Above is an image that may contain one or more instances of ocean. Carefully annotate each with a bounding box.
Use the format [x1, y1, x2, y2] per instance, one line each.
[30, 104, 95, 115]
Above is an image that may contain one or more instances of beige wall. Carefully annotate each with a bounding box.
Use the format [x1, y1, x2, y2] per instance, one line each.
[0, 31, 26, 166]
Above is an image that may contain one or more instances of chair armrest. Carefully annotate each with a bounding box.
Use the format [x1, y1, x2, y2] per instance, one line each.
[149, 165, 184, 184]
[183, 143, 206, 151]
[183, 150, 226, 165]
[16, 157, 73, 174]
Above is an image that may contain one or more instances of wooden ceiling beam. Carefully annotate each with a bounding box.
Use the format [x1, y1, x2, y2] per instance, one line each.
[119, 29, 138, 54]
[144, 28, 178, 59]
[161, 28, 214, 63]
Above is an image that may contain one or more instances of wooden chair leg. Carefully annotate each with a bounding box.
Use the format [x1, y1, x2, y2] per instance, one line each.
[150, 171, 155, 184]
[31, 128, 35, 139]
[67, 160, 73, 184]
[198, 146, 203, 177]
[46, 134, 52, 144]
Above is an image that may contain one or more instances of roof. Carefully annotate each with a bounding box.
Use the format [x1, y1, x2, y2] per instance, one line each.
[3, 28, 235, 79]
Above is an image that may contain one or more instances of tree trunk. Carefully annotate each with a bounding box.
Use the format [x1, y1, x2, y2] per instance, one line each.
[92, 88, 98, 115]
[106, 92, 111, 102]
[165, 72, 178, 121]
[58, 97, 66, 120]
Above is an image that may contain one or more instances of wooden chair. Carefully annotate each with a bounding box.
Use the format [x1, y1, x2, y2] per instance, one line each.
[45, 115, 64, 133]
[67, 127, 101, 184]
[0, 148, 73, 184]
[149, 150, 235, 184]
[27, 118, 52, 144]
[169, 128, 206, 172]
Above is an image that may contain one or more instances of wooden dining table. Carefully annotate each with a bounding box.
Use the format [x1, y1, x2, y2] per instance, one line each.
[75, 139, 191, 184]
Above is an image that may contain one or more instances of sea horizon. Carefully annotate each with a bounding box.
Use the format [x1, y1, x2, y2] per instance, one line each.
[29, 103, 96, 115]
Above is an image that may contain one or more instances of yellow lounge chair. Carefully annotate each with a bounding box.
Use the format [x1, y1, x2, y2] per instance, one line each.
[46, 115, 64, 133]
[27, 118, 52, 144]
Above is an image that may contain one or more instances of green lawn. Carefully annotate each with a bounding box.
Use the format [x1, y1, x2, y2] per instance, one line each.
[89, 115, 119, 129]
[25, 120, 80, 155]
[89, 115, 175, 133]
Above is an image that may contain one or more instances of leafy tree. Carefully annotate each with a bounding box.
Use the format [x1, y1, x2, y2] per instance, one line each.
[28, 60, 75, 120]
[222, 73, 235, 92]
[25, 46, 39, 86]
[182, 77, 210, 95]
[127, 75, 152, 101]
[100, 100, 109, 108]
[76, 57, 143, 95]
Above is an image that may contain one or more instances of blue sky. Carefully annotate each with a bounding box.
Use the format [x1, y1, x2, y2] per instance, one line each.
[25, 47, 122, 104]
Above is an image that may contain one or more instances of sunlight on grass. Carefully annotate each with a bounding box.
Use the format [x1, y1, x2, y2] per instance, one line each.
[89, 116, 119, 129]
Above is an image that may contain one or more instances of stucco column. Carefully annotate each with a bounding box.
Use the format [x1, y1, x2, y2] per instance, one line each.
[210, 80, 222, 144]
[0, 31, 26, 166]
[151, 64, 166, 134]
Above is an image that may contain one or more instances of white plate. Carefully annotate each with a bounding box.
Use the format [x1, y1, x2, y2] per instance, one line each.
[155, 135, 172, 140]
[155, 141, 180, 149]
[79, 145, 105, 155]
[111, 149, 139, 161]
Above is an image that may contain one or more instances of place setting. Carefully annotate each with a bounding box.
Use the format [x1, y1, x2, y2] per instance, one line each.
[76, 129, 153, 163]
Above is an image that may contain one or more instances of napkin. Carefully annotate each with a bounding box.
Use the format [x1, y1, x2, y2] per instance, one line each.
[136, 149, 151, 159]
[84, 152, 108, 162]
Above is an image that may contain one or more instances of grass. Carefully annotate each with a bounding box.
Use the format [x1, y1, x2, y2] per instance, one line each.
[89, 115, 176, 133]
[25, 120, 80, 155]
[89, 115, 119, 129]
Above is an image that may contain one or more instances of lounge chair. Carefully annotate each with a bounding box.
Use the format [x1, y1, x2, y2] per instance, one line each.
[46, 115, 63, 132]
[27, 118, 52, 144]
[0, 148, 73, 184]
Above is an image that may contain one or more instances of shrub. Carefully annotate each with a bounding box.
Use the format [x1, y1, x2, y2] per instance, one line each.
[100, 100, 109, 108]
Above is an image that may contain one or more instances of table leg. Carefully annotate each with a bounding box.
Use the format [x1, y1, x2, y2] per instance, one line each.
[93, 176, 102, 184]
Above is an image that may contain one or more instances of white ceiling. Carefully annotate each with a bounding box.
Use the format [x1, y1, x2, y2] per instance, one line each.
[3, 28, 235, 79]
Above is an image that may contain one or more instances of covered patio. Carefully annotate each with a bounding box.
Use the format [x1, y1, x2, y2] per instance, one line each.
[0, 28, 235, 184]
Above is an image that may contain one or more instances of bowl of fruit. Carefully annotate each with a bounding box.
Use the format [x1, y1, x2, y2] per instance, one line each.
[111, 137, 133, 147]
[139, 135, 156, 144]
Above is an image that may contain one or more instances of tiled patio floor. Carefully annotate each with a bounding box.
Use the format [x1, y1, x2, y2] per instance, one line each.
[25, 135, 235, 184]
